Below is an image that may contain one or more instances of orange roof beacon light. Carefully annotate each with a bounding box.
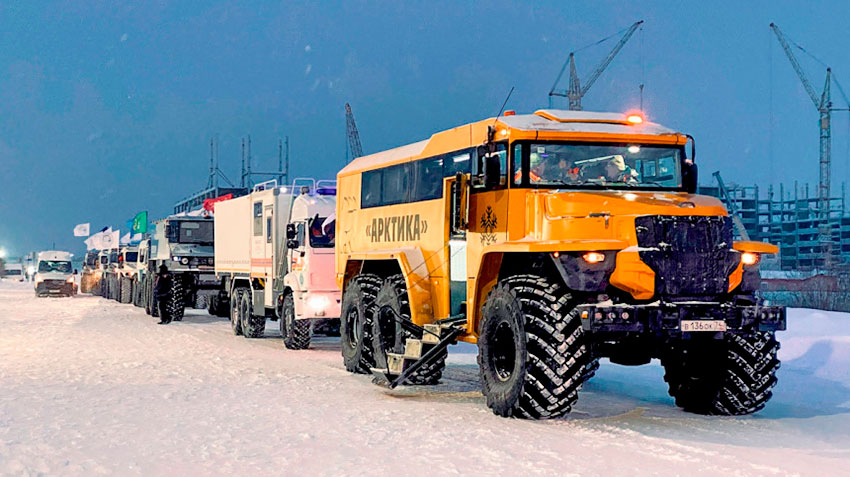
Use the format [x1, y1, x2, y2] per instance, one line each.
[626, 113, 644, 124]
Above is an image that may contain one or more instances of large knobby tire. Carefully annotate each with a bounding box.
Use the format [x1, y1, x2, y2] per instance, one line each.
[240, 290, 266, 338]
[340, 274, 381, 374]
[478, 275, 588, 419]
[132, 277, 141, 307]
[169, 277, 185, 322]
[281, 293, 311, 350]
[662, 331, 780, 415]
[230, 289, 244, 335]
[373, 275, 446, 385]
[120, 276, 133, 304]
[581, 358, 601, 383]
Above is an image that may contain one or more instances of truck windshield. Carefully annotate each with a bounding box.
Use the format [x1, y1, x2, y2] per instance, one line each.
[518, 142, 683, 190]
[171, 220, 214, 244]
[85, 253, 98, 266]
[5, 269, 21, 276]
[125, 252, 138, 262]
[38, 261, 72, 273]
[309, 216, 335, 248]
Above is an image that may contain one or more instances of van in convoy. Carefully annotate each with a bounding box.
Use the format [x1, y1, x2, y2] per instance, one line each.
[34, 251, 76, 297]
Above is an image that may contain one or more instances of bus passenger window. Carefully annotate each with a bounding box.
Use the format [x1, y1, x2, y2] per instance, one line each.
[361, 170, 382, 208]
[411, 157, 443, 201]
[381, 163, 410, 205]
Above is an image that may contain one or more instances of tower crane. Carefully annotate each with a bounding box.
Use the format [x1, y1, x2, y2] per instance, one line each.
[549, 20, 644, 111]
[770, 23, 850, 267]
[345, 103, 364, 161]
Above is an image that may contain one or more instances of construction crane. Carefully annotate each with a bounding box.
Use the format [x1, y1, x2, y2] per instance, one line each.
[549, 20, 644, 110]
[345, 103, 364, 161]
[770, 23, 850, 267]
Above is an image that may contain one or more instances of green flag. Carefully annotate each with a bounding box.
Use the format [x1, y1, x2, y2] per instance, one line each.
[132, 211, 148, 234]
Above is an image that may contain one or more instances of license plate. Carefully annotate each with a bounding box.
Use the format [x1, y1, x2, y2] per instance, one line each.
[681, 320, 727, 332]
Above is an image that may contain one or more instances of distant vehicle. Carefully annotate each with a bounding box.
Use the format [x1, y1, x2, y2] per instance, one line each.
[100, 249, 120, 299]
[80, 251, 102, 294]
[141, 215, 217, 321]
[214, 179, 339, 349]
[104, 245, 141, 304]
[34, 251, 76, 297]
[2, 262, 25, 282]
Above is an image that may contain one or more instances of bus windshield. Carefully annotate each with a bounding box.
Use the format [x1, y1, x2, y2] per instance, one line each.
[518, 142, 683, 190]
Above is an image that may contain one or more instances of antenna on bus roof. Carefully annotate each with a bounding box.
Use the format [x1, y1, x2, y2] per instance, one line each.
[488, 86, 515, 143]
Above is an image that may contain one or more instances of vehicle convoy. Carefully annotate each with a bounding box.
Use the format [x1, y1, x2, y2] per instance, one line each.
[142, 215, 217, 321]
[80, 251, 102, 294]
[214, 179, 339, 349]
[33, 250, 76, 297]
[335, 109, 787, 419]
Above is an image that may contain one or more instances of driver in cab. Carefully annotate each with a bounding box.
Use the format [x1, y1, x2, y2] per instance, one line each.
[603, 155, 639, 185]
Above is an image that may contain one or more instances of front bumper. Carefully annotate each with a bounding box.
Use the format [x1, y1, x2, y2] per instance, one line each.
[36, 280, 75, 295]
[577, 301, 786, 334]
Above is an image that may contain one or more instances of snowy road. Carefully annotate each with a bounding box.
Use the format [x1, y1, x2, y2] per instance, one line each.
[1, 280, 848, 476]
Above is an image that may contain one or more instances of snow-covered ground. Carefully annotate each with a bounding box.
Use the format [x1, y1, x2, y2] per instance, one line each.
[1, 280, 848, 476]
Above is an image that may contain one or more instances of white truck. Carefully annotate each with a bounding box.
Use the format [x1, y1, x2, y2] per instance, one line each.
[214, 179, 339, 349]
[33, 251, 76, 297]
[109, 245, 142, 304]
[141, 215, 218, 321]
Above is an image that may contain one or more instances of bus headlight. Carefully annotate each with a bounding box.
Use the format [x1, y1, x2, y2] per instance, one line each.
[741, 252, 760, 266]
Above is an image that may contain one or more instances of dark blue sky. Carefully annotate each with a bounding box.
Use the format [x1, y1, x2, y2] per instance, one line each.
[2, 1, 850, 256]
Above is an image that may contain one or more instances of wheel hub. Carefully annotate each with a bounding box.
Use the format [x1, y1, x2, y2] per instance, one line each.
[492, 321, 517, 382]
[345, 308, 360, 346]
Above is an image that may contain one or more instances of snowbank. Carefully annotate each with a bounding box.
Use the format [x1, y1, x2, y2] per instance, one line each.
[0, 280, 847, 475]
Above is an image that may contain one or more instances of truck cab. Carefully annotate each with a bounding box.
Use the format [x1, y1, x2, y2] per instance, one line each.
[34, 250, 76, 297]
[143, 216, 217, 321]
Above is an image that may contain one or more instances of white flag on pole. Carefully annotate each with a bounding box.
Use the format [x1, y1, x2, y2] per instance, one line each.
[131, 233, 143, 243]
[84, 236, 95, 250]
[120, 232, 131, 245]
[73, 223, 90, 237]
[101, 228, 116, 249]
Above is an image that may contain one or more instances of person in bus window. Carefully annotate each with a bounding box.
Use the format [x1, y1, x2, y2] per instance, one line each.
[604, 155, 639, 184]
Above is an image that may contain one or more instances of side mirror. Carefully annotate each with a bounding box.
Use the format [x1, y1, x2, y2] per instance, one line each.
[287, 239, 299, 249]
[74, 269, 78, 275]
[683, 160, 698, 194]
[286, 223, 297, 240]
[483, 153, 501, 189]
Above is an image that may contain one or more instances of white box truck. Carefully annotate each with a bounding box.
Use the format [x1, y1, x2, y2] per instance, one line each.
[214, 179, 339, 349]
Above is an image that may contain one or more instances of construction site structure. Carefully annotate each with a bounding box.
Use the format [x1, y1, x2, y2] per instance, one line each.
[700, 180, 849, 270]
[174, 136, 289, 214]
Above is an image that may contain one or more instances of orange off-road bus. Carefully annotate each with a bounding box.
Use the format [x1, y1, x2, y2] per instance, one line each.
[335, 109, 786, 419]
